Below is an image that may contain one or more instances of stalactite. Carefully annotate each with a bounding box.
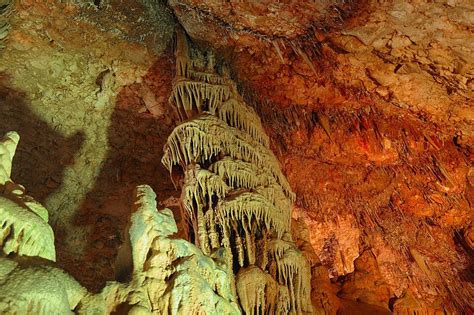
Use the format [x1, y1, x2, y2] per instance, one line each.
[256, 184, 293, 218]
[207, 209, 220, 249]
[181, 166, 230, 220]
[168, 79, 231, 116]
[241, 219, 255, 265]
[175, 28, 191, 78]
[289, 41, 316, 75]
[162, 115, 294, 204]
[232, 221, 245, 267]
[189, 70, 227, 85]
[0, 132, 56, 261]
[0, 197, 56, 261]
[209, 157, 295, 202]
[215, 97, 270, 147]
[267, 240, 313, 314]
[271, 40, 285, 64]
[162, 29, 313, 314]
[217, 192, 290, 240]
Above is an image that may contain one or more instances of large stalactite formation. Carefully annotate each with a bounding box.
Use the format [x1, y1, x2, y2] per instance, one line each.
[162, 29, 313, 314]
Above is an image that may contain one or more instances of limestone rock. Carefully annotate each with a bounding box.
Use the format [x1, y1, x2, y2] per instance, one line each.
[0, 132, 55, 261]
[338, 250, 393, 310]
[0, 257, 87, 314]
[161, 30, 313, 314]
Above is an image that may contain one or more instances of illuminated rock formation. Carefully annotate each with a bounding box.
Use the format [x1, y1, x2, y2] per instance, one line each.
[100, 184, 240, 315]
[0, 131, 87, 313]
[1, 0, 472, 312]
[162, 29, 313, 314]
[0, 131, 239, 314]
[0, 132, 55, 261]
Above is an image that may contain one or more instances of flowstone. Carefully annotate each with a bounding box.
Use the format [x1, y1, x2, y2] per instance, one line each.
[0, 131, 239, 314]
[162, 29, 313, 314]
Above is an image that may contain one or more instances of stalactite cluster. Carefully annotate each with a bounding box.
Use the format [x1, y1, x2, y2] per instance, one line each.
[162, 29, 312, 314]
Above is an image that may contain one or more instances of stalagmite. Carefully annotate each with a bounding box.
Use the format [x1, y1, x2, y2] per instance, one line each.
[0, 132, 240, 314]
[0, 131, 88, 314]
[236, 266, 281, 315]
[162, 29, 313, 314]
[123, 184, 240, 315]
[0, 196, 56, 261]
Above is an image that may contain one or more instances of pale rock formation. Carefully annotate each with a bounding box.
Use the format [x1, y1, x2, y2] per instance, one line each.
[0, 131, 55, 261]
[0, 257, 87, 314]
[338, 250, 393, 310]
[0, 131, 86, 313]
[0, 131, 240, 314]
[0, 131, 18, 185]
[106, 184, 240, 315]
[162, 29, 313, 314]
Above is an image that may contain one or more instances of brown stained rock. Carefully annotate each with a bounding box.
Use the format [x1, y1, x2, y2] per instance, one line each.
[169, 0, 343, 40]
[392, 289, 446, 315]
[464, 225, 474, 250]
[257, 105, 472, 311]
[298, 211, 361, 277]
[338, 250, 393, 310]
[292, 214, 343, 314]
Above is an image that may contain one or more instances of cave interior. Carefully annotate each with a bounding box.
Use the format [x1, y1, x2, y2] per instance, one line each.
[0, 0, 473, 314]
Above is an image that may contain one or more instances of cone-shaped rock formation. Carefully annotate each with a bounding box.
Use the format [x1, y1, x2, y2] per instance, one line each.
[162, 29, 313, 314]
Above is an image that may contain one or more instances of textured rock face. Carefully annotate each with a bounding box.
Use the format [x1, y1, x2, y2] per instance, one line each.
[171, 0, 473, 138]
[0, 0, 177, 290]
[0, 131, 239, 314]
[330, 0, 474, 139]
[169, 0, 348, 41]
[170, 0, 474, 312]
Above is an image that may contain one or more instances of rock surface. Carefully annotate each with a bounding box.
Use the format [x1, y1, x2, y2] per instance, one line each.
[170, 0, 474, 312]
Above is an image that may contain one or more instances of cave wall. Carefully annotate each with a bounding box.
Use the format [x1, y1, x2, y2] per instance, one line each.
[0, 0, 180, 290]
